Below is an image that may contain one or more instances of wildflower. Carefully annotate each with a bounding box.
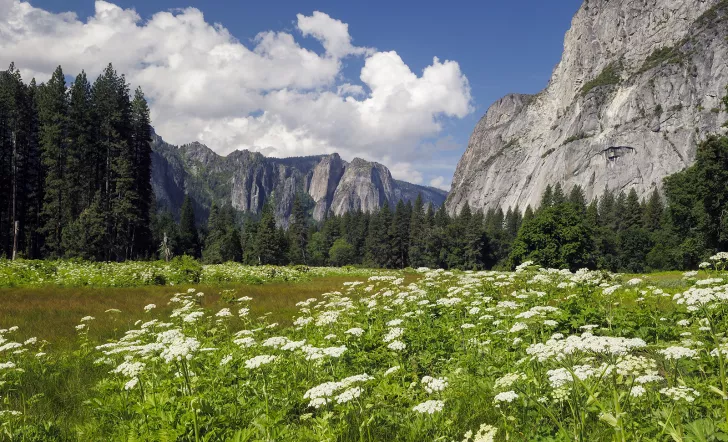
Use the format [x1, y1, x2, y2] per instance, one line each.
[462, 424, 498, 442]
[345, 327, 364, 337]
[495, 372, 526, 389]
[220, 355, 233, 366]
[334, 387, 362, 404]
[143, 304, 156, 312]
[659, 346, 697, 360]
[630, 385, 646, 398]
[215, 308, 232, 318]
[244, 355, 277, 369]
[412, 400, 444, 414]
[81, 316, 95, 322]
[421, 376, 448, 394]
[493, 391, 518, 404]
[660, 386, 699, 402]
[384, 366, 400, 376]
[387, 340, 406, 351]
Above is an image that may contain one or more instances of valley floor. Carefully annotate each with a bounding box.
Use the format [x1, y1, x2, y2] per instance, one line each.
[1, 264, 727, 441]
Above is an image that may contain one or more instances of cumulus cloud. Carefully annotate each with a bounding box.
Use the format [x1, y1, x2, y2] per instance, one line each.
[429, 176, 451, 191]
[0, 1, 472, 184]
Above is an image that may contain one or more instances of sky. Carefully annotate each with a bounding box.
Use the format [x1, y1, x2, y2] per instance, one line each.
[0, 0, 582, 190]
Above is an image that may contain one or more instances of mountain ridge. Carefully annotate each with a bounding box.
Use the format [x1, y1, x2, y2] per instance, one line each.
[150, 133, 447, 224]
[447, 0, 728, 215]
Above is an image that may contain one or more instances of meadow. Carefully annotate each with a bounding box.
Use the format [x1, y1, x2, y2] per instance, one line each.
[1, 257, 728, 441]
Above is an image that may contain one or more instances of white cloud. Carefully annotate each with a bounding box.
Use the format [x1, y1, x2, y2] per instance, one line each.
[429, 176, 451, 191]
[0, 0, 13, 21]
[0, 1, 472, 186]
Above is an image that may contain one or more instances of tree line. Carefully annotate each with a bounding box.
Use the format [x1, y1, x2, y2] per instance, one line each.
[3, 60, 726, 272]
[0, 63, 153, 261]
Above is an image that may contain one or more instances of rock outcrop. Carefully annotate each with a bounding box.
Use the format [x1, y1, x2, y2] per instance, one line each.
[447, 0, 728, 215]
[151, 134, 447, 224]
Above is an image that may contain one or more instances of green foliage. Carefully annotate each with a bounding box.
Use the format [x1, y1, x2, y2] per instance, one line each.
[561, 133, 591, 145]
[580, 63, 621, 96]
[328, 238, 355, 266]
[509, 202, 595, 271]
[4, 267, 728, 440]
[639, 45, 684, 73]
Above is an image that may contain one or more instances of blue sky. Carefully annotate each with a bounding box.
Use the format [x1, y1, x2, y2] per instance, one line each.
[3, 0, 583, 188]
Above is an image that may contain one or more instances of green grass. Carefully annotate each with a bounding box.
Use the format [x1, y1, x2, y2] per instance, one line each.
[0, 276, 414, 350]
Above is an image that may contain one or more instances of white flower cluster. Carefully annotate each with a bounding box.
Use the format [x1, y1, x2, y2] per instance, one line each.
[526, 332, 646, 362]
[462, 424, 498, 442]
[244, 355, 277, 369]
[659, 346, 697, 361]
[660, 386, 700, 402]
[421, 376, 448, 394]
[493, 390, 518, 404]
[412, 399, 445, 414]
[303, 374, 374, 408]
[157, 329, 201, 363]
[494, 372, 526, 389]
[616, 355, 658, 377]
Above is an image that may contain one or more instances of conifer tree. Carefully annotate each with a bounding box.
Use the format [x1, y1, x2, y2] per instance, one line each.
[255, 202, 280, 265]
[643, 189, 664, 232]
[288, 195, 308, 264]
[179, 195, 200, 258]
[130, 87, 153, 256]
[390, 200, 410, 268]
[38, 66, 69, 258]
[408, 194, 427, 268]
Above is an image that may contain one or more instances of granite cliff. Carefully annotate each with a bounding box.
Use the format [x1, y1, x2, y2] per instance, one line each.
[447, 0, 728, 214]
[151, 134, 447, 225]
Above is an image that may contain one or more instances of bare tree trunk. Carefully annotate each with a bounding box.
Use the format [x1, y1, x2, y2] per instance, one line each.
[12, 221, 18, 260]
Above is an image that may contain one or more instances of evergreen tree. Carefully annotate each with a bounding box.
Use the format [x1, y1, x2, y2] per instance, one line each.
[408, 195, 427, 268]
[202, 203, 224, 263]
[643, 189, 664, 232]
[552, 183, 566, 205]
[288, 195, 308, 264]
[540, 185, 554, 210]
[179, 195, 200, 258]
[390, 200, 410, 268]
[130, 87, 153, 257]
[67, 71, 94, 217]
[255, 202, 280, 265]
[38, 66, 69, 258]
[623, 189, 643, 230]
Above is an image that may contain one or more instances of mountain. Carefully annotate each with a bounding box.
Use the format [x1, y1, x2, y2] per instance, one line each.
[150, 134, 447, 224]
[447, 0, 728, 215]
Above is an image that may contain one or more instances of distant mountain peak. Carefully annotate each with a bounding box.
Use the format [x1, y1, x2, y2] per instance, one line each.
[151, 135, 447, 224]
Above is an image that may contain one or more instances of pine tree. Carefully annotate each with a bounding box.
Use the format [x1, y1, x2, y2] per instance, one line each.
[569, 185, 587, 212]
[255, 202, 280, 265]
[408, 194, 427, 268]
[67, 71, 94, 217]
[623, 189, 643, 230]
[540, 185, 554, 210]
[643, 189, 664, 232]
[38, 66, 69, 258]
[179, 195, 200, 258]
[390, 200, 410, 269]
[288, 195, 308, 264]
[130, 87, 153, 257]
[202, 203, 223, 263]
[552, 183, 566, 205]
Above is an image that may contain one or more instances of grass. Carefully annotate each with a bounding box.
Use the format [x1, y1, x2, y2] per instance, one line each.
[0, 275, 421, 351]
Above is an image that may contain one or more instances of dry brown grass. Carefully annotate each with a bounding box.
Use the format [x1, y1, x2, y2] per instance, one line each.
[0, 275, 387, 350]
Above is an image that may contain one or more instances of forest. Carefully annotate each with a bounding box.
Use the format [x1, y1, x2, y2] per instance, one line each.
[2, 63, 728, 272]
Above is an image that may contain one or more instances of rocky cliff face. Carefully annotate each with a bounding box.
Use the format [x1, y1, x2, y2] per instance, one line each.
[447, 0, 728, 215]
[151, 134, 447, 225]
